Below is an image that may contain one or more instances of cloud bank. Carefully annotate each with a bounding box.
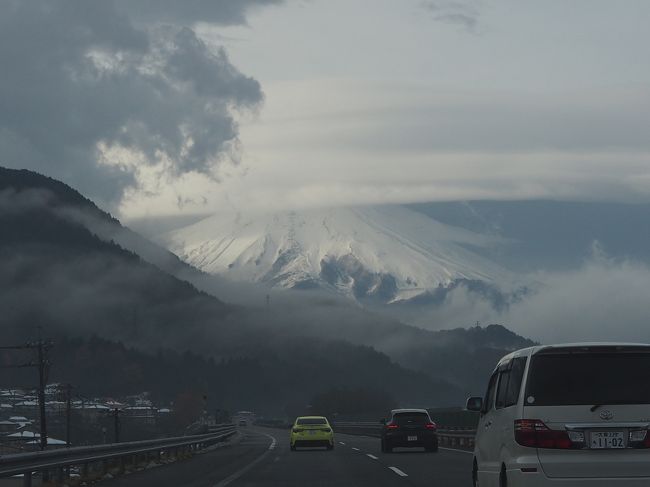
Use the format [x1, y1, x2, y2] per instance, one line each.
[0, 0, 272, 209]
[115, 0, 282, 25]
[507, 256, 650, 344]
[412, 252, 650, 345]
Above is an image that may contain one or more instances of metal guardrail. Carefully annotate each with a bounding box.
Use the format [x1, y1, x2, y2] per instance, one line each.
[0, 424, 236, 486]
[333, 422, 476, 451]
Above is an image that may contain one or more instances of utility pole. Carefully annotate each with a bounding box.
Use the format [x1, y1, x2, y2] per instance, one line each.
[113, 408, 120, 443]
[203, 395, 208, 424]
[36, 337, 48, 451]
[0, 333, 52, 451]
[63, 383, 72, 447]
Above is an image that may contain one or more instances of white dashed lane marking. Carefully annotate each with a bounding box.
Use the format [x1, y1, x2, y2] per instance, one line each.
[366, 454, 378, 460]
[339, 442, 346, 445]
[389, 467, 409, 477]
[352, 447, 360, 451]
[213, 434, 276, 487]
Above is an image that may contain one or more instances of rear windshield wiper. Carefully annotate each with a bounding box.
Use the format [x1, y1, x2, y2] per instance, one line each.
[590, 401, 648, 412]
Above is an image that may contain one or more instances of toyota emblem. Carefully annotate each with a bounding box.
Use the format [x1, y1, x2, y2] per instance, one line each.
[599, 410, 614, 421]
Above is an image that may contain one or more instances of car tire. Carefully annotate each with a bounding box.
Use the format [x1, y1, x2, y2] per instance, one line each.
[472, 459, 479, 487]
[425, 444, 438, 452]
[384, 441, 393, 453]
[290, 444, 296, 451]
[327, 444, 333, 450]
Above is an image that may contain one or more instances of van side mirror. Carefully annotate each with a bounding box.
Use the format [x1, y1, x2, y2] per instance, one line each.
[380, 418, 386, 425]
[466, 396, 483, 412]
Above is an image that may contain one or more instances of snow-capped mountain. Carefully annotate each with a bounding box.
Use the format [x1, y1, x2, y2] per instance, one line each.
[163, 205, 513, 304]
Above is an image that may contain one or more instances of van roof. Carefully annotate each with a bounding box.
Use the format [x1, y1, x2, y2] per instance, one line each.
[496, 342, 650, 368]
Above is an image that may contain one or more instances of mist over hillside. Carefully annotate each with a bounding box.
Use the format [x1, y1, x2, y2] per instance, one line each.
[13, 166, 645, 406]
[0, 167, 537, 411]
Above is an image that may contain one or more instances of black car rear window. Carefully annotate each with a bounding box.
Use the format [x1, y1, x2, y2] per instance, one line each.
[297, 418, 327, 425]
[393, 412, 429, 424]
[525, 351, 650, 406]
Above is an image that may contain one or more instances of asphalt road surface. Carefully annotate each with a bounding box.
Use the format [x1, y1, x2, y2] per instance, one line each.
[103, 426, 473, 487]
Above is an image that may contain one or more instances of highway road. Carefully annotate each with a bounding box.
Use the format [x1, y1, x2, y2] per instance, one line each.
[103, 426, 473, 487]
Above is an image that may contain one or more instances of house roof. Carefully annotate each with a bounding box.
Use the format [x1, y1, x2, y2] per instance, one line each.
[27, 438, 66, 445]
[7, 431, 40, 438]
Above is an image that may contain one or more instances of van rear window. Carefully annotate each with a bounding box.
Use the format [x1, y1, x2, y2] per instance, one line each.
[525, 351, 650, 406]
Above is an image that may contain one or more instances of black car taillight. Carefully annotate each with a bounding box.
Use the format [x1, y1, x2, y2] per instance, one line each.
[387, 422, 399, 430]
[424, 421, 437, 431]
[293, 428, 304, 433]
[320, 428, 332, 433]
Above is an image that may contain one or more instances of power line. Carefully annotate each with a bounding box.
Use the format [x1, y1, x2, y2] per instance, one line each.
[0, 333, 53, 451]
[0, 345, 34, 350]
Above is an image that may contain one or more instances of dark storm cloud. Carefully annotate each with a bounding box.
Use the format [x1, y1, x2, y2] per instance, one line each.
[421, 1, 481, 32]
[0, 0, 269, 209]
[115, 0, 283, 26]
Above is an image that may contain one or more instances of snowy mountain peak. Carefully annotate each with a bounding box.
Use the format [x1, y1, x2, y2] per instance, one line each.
[163, 205, 511, 303]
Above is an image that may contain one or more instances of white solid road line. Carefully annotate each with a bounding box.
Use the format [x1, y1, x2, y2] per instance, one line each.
[213, 433, 277, 487]
[439, 447, 473, 455]
[389, 467, 409, 477]
[366, 454, 378, 460]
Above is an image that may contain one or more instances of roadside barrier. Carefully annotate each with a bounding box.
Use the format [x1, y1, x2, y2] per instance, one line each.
[332, 422, 476, 451]
[0, 424, 236, 487]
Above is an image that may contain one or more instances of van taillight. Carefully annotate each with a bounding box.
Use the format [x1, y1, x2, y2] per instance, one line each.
[514, 419, 573, 449]
[629, 429, 650, 448]
[425, 422, 437, 430]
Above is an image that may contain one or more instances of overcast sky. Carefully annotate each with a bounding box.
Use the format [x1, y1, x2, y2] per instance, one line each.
[1, 0, 649, 218]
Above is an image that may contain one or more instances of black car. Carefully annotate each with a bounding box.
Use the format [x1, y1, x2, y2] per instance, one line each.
[380, 409, 438, 453]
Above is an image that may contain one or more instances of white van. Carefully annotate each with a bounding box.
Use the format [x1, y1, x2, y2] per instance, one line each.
[467, 343, 650, 486]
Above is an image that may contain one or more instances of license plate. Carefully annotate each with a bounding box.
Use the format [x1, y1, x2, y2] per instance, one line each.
[309, 430, 316, 435]
[407, 435, 417, 441]
[590, 431, 626, 449]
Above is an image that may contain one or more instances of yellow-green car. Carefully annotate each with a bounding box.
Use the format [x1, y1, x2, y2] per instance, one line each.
[290, 416, 334, 451]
